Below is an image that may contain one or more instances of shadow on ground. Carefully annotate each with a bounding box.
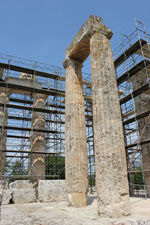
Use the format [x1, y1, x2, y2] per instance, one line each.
[87, 195, 97, 205]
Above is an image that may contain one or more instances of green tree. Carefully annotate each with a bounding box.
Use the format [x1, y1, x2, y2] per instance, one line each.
[6, 160, 28, 182]
[45, 155, 65, 179]
[130, 167, 144, 190]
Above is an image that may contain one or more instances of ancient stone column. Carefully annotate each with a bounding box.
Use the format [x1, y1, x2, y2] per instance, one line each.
[131, 70, 150, 197]
[0, 88, 9, 178]
[63, 58, 88, 207]
[90, 31, 130, 217]
[30, 93, 47, 180]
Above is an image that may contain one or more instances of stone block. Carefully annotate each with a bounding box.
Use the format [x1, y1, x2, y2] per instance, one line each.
[0, 180, 8, 189]
[2, 189, 13, 205]
[9, 180, 34, 189]
[12, 188, 37, 204]
[38, 180, 66, 202]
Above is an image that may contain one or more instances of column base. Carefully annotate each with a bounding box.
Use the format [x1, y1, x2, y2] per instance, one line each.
[67, 192, 87, 207]
[97, 196, 130, 218]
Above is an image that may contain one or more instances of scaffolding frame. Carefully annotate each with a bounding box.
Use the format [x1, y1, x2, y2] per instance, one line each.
[114, 18, 150, 197]
[1, 18, 150, 197]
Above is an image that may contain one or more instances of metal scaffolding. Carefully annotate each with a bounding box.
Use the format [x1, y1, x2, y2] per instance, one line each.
[1, 18, 150, 197]
[114, 18, 150, 197]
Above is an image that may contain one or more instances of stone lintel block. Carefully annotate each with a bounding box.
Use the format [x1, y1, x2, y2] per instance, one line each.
[64, 15, 113, 63]
[38, 180, 66, 202]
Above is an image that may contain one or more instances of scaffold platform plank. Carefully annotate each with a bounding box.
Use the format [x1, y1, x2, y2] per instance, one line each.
[0, 102, 65, 114]
[114, 39, 147, 68]
[120, 83, 149, 105]
[123, 109, 150, 126]
[0, 62, 65, 80]
[117, 59, 150, 85]
[125, 138, 150, 149]
[0, 80, 65, 97]
[0, 126, 64, 134]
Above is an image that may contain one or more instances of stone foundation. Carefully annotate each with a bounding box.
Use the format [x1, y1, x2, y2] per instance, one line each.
[38, 180, 66, 202]
[0, 180, 66, 205]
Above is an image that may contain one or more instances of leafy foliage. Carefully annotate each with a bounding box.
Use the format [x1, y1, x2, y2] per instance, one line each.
[130, 167, 144, 190]
[45, 155, 65, 179]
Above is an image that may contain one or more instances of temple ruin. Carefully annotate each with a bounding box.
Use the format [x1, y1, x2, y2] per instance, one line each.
[0, 15, 150, 221]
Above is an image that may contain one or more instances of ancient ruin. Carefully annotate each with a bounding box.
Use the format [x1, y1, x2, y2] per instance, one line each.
[0, 15, 150, 223]
[63, 15, 130, 216]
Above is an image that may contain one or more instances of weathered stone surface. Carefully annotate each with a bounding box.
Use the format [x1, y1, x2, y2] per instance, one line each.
[0, 88, 10, 177]
[65, 15, 112, 63]
[63, 14, 130, 216]
[0, 180, 8, 189]
[38, 180, 66, 202]
[30, 93, 47, 180]
[12, 188, 36, 204]
[2, 180, 37, 204]
[9, 180, 34, 189]
[1, 180, 37, 204]
[1, 197, 150, 225]
[90, 30, 130, 217]
[63, 58, 88, 207]
[2, 189, 13, 205]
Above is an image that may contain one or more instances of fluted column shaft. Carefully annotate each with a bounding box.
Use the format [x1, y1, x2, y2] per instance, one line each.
[0, 88, 9, 177]
[90, 32, 130, 217]
[64, 58, 88, 207]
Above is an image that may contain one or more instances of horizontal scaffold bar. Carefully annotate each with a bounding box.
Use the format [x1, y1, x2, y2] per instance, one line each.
[117, 59, 150, 86]
[125, 138, 150, 149]
[2, 149, 62, 154]
[0, 102, 65, 114]
[0, 62, 65, 80]
[120, 82, 149, 105]
[0, 126, 64, 134]
[114, 39, 147, 68]
[123, 109, 150, 126]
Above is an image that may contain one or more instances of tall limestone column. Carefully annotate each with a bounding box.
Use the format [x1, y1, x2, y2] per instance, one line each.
[63, 58, 88, 207]
[90, 31, 130, 217]
[0, 88, 9, 177]
[0, 69, 9, 178]
[30, 93, 47, 180]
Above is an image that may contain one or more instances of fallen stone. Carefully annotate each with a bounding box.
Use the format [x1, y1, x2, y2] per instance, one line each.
[38, 180, 66, 202]
[12, 188, 37, 204]
[9, 180, 34, 189]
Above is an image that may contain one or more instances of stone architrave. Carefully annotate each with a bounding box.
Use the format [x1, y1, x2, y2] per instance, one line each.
[63, 58, 88, 207]
[63, 15, 130, 217]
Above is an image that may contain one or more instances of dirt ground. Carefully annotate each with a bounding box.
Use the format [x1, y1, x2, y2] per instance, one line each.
[1, 197, 150, 225]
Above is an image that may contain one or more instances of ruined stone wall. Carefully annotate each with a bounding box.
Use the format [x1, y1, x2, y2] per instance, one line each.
[0, 180, 66, 205]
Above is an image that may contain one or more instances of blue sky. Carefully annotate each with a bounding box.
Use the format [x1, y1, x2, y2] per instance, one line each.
[0, 0, 150, 73]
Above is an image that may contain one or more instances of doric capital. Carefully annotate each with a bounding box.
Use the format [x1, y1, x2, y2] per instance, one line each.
[89, 15, 113, 40]
[63, 57, 83, 70]
[92, 23, 113, 40]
